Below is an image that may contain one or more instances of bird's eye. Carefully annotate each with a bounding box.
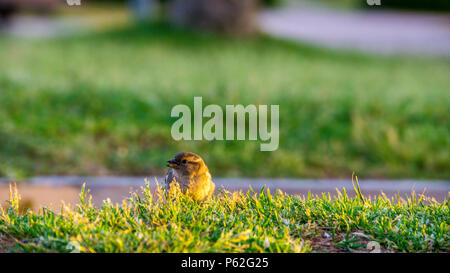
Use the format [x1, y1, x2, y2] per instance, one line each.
[182, 160, 187, 164]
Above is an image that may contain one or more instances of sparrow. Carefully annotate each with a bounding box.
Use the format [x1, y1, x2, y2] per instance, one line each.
[165, 152, 215, 202]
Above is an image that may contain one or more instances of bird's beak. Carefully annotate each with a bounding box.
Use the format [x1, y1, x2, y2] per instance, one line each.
[167, 159, 179, 169]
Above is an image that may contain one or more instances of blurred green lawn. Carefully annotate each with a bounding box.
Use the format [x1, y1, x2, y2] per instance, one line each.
[0, 22, 449, 179]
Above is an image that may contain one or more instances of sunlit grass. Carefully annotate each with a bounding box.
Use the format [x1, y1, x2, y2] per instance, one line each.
[0, 176, 448, 253]
[56, 3, 133, 31]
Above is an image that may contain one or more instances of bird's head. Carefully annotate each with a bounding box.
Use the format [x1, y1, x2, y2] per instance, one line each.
[167, 152, 207, 176]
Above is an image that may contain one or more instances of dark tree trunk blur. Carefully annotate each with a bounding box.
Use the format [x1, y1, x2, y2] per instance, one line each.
[169, 0, 259, 36]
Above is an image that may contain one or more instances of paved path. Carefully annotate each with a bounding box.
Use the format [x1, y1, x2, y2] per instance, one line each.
[0, 176, 447, 210]
[21, 175, 449, 194]
[259, 2, 450, 56]
[1, 15, 86, 38]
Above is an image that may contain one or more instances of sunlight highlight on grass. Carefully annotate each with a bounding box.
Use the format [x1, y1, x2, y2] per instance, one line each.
[0, 177, 448, 253]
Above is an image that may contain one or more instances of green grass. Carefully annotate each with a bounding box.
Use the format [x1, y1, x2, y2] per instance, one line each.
[0, 178, 448, 252]
[0, 22, 449, 179]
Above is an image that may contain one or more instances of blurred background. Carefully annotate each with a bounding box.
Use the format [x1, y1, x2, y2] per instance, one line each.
[0, 0, 449, 209]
